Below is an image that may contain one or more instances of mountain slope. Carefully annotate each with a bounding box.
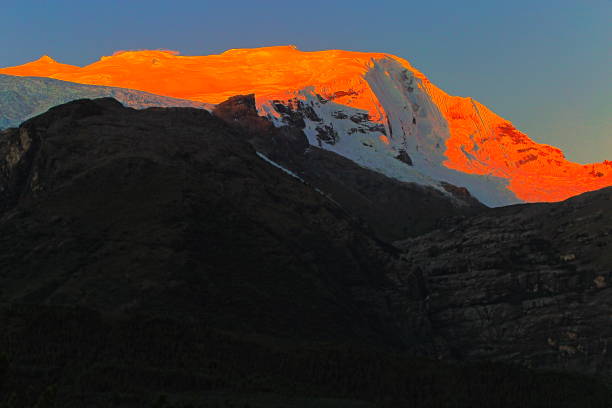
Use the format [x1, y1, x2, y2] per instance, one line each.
[1, 47, 609, 205]
[212, 94, 485, 241]
[0, 97, 412, 344]
[396, 186, 612, 374]
[0, 74, 210, 128]
[1, 98, 611, 407]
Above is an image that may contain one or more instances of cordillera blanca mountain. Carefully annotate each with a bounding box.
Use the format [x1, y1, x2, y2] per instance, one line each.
[1, 45, 610, 207]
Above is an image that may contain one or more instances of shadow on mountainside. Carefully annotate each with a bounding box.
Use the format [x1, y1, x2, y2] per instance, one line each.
[0, 98, 610, 407]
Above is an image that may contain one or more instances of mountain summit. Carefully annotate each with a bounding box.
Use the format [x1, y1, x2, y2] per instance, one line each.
[1, 46, 610, 205]
[0, 54, 80, 76]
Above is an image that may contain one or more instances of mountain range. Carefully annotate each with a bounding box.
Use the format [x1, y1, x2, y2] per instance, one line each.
[1, 46, 610, 206]
[0, 97, 610, 407]
[1, 47, 611, 406]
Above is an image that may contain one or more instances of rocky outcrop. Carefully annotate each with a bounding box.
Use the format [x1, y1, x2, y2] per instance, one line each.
[395, 187, 612, 374]
[395, 150, 413, 166]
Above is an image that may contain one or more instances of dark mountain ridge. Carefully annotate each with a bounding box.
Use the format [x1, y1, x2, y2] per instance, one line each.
[0, 97, 414, 345]
[0, 98, 610, 407]
[212, 94, 485, 242]
[396, 186, 612, 374]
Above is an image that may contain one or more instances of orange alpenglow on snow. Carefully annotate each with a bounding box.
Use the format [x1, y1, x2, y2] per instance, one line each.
[0, 55, 80, 77]
[0, 47, 391, 114]
[2, 46, 610, 204]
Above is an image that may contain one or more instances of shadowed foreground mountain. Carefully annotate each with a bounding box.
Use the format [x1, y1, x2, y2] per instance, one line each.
[211, 94, 484, 241]
[0, 98, 611, 407]
[396, 187, 612, 372]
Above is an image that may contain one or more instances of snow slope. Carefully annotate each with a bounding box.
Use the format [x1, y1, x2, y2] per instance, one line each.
[0, 74, 211, 129]
[2, 47, 610, 206]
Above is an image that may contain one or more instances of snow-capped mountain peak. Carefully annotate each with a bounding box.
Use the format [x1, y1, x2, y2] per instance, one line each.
[1, 46, 610, 206]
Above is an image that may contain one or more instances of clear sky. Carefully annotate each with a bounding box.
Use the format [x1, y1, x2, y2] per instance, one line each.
[2, 0, 610, 163]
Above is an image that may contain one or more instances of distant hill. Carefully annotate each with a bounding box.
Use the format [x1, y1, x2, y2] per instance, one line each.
[0, 74, 210, 129]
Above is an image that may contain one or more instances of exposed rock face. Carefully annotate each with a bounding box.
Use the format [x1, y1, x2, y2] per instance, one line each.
[215, 95, 612, 376]
[396, 187, 612, 374]
[395, 150, 413, 166]
[213, 94, 485, 242]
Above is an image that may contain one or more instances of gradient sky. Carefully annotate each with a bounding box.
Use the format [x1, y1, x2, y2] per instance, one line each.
[2, 0, 610, 163]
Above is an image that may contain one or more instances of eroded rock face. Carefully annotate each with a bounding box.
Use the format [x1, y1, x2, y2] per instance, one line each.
[0, 126, 42, 211]
[395, 187, 612, 374]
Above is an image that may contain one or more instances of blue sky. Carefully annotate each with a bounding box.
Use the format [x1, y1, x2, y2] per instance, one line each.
[2, 0, 610, 163]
